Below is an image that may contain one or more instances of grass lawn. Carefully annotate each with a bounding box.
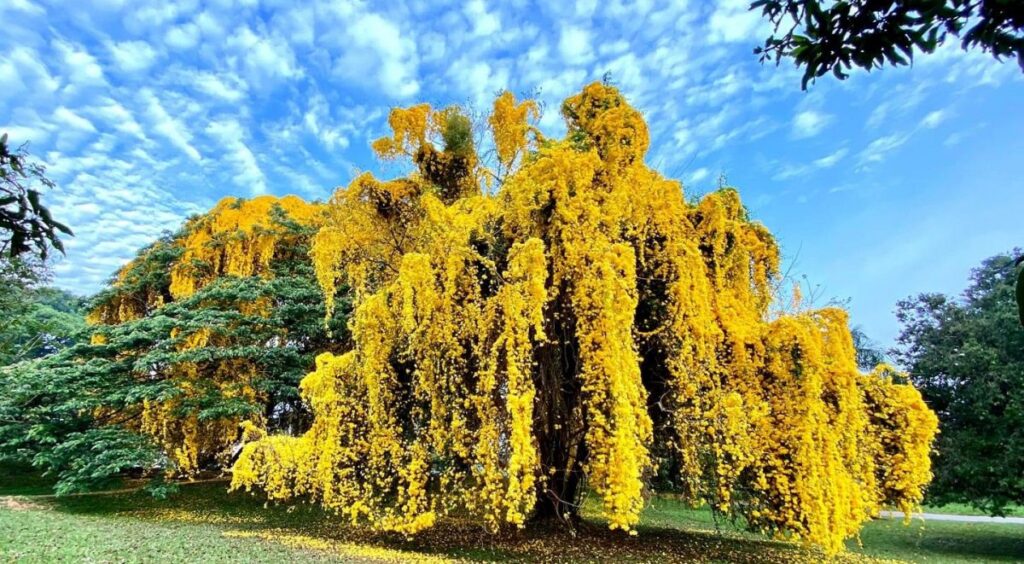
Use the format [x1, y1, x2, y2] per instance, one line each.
[2, 468, 1022, 563]
[919, 502, 1024, 518]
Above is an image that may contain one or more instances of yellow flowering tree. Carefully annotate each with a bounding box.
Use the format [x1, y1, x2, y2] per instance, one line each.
[232, 83, 938, 553]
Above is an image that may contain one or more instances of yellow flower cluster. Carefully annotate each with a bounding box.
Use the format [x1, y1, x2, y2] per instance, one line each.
[233, 83, 938, 553]
[169, 195, 319, 299]
[88, 195, 321, 475]
[370, 104, 431, 161]
[861, 365, 940, 518]
[490, 91, 540, 169]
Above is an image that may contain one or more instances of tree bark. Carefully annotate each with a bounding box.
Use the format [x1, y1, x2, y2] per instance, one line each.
[531, 300, 586, 525]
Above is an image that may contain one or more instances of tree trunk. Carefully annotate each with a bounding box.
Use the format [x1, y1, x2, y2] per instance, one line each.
[533, 463, 583, 523]
[531, 300, 586, 525]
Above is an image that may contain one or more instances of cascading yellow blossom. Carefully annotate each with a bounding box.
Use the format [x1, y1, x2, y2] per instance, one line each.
[233, 82, 937, 554]
[861, 365, 940, 518]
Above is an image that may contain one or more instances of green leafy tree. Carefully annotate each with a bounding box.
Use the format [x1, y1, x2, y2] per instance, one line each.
[851, 325, 887, 370]
[0, 283, 87, 366]
[892, 251, 1024, 514]
[0, 133, 72, 259]
[0, 256, 43, 328]
[1015, 255, 1023, 326]
[0, 202, 349, 494]
[753, 0, 1024, 89]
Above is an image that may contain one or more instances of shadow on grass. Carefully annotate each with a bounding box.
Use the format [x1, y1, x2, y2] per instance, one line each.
[0, 463, 59, 496]
[849, 517, 1024, 563]
[36, 482, 846, 563]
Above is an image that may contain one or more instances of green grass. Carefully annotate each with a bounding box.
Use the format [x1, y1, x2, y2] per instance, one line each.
[920, 502, 1024, 517]
[850, 517, 1024, 563]
[1, 484, 816, 563]
[1, 466, 1022, 563]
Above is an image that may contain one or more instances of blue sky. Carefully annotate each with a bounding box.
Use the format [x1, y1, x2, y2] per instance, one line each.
[2, 0, 1022, 349]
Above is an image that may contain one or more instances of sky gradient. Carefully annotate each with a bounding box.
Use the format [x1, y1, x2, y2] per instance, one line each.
[2, 0, 1022, 349]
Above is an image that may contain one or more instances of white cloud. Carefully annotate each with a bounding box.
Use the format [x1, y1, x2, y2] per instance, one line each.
[447, 59, 510, 107]
[271, 7, 315, 46]
[194, 10, 226, 38]
[689, 167, 710, 183]
[464, 0, 500, 37]
[559, 26, 593, 65]
[866, 82, 928, 129]
[773, 148, 848, 180]
[165, 23, 200, 50]
[227, 25, 302, 85]
[1, 0, 44, 15]
[601, 52, 644, 93]
[124, 2, 194, 33]
[792, 110, 832, 139]
[672, 125, 696, 157]
[37, 141, 205, 292]
[53, 106, 97, 132]
[106, 40, 158, 73]
[138, 89, 202, 161]
[0, 46, 59, 97]
[598, 39, 630, 57]
[921, 110, 947, 129]
[192, 72, 247, 102]
[575, 0, 598, 18]
[813, 148, 847, 168]
[331, 11, 420, 98]
[302, 93, 350, 150]
[53, 39, 107, 88]
[2, 123, 51, 146]
[88, 99, 145, 138]
[206, 119, 267, 195]
[420, 32, 446, 62]
[859, 133, 910, 165]
[922, 39, 1018, 88]
[708, 0, 764, 43]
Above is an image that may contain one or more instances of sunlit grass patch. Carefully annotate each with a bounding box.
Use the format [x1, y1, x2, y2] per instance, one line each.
[223, 529, 456, 562]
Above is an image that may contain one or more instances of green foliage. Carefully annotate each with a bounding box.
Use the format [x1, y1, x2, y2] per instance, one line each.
[893, 251, 1024, 515]
[851, 326, 886, 371]
[753, 0, 1024, 89]
[0, 210, 350, 495]
[441, 110, 474, 156]
[40, 428, 167, 496]
[0, 280, 87, 366]
[1015, 255, 1024, 326]
[0, 133, 72, 259]
[0, 256, 40, 312]
[92, 233, 182, 312]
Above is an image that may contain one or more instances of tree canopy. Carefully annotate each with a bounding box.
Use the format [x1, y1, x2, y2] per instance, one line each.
[753, 0, 1024, 88]
[0, 133, 72, 260]
[1015, 255, 1024, 326]
[0, 197, 349, 494]
[0, 282, 86, 366]
[893, 252, 1024, 515]
[0, 83, 943, 556]
[229, 83, 938, 554]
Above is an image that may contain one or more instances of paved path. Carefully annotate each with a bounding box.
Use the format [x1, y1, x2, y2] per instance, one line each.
[880, 510, 1024, 524]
